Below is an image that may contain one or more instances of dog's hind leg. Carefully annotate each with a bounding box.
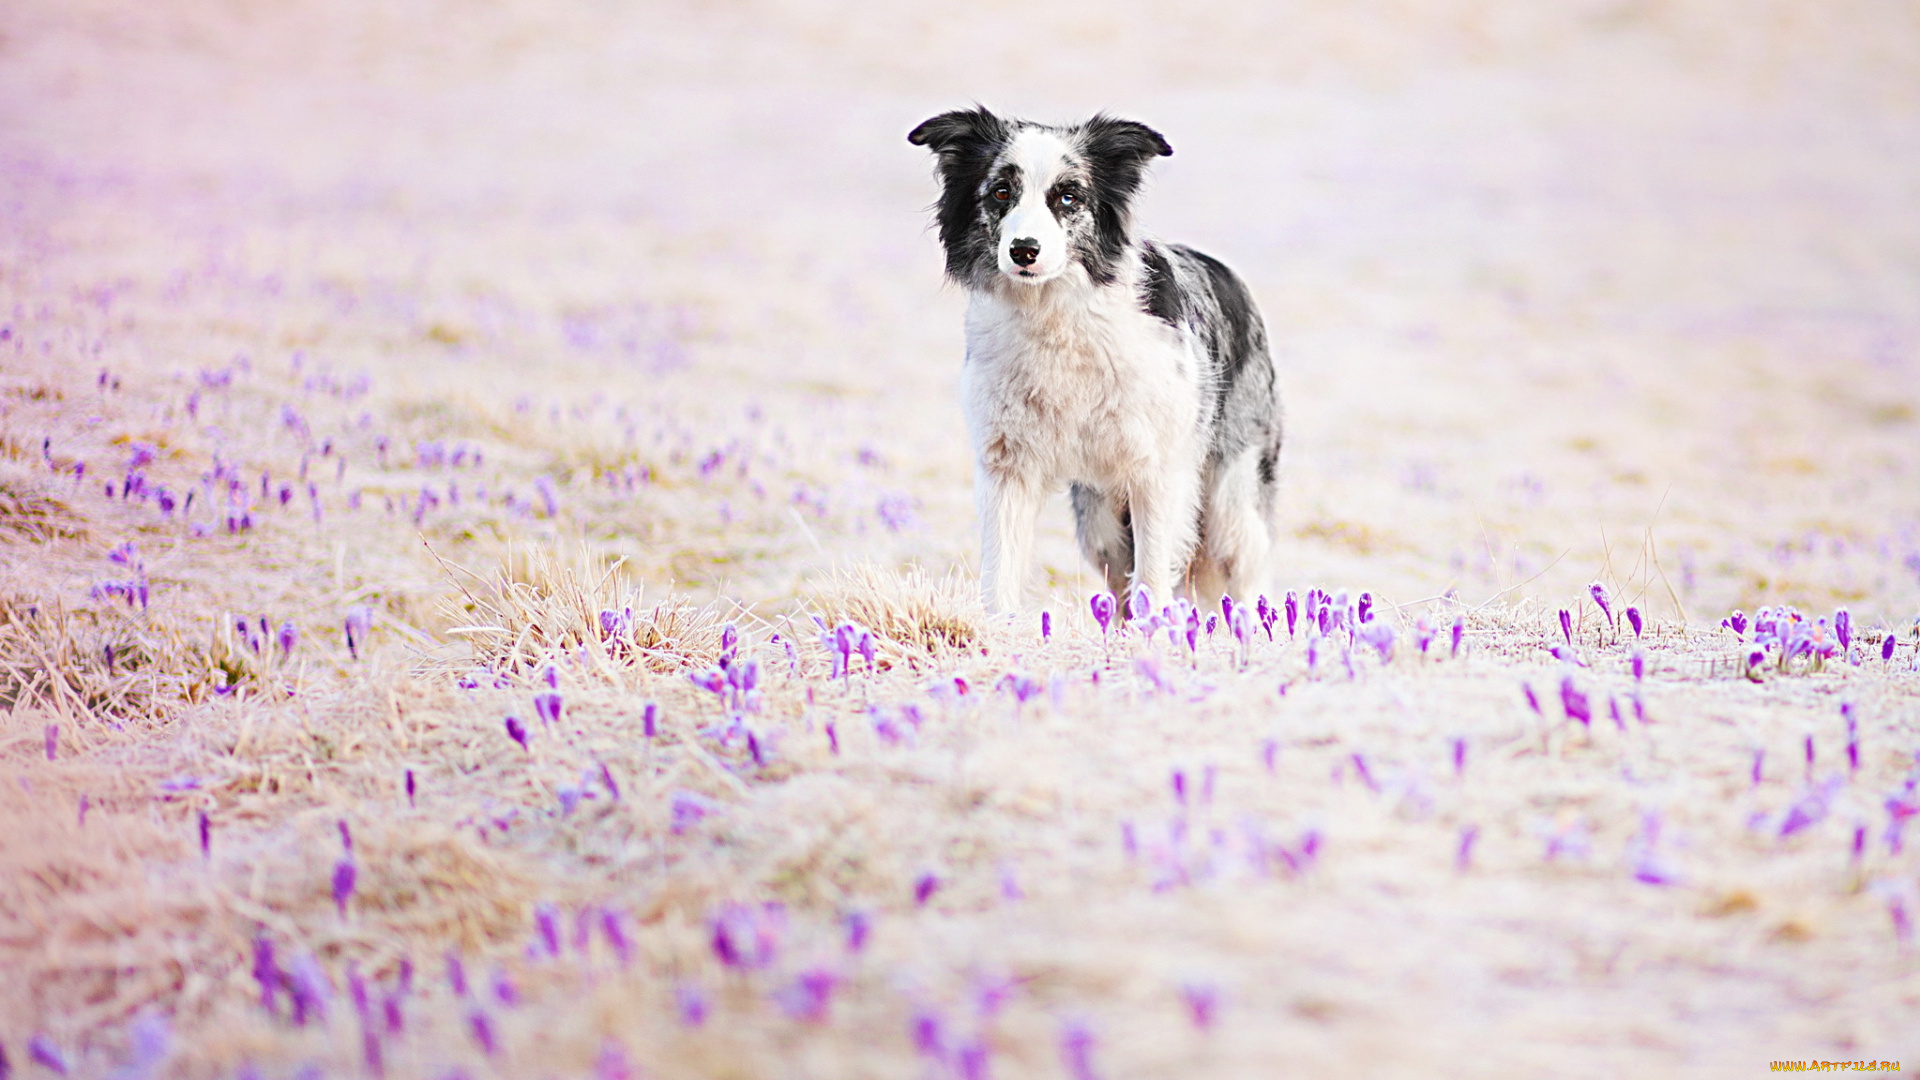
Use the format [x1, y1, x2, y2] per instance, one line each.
[1196, 444, 1276, 611]
[1071, 483, 1134, 601]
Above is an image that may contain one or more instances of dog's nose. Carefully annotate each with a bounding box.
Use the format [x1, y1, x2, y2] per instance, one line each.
[1009, 239, 1040, 267]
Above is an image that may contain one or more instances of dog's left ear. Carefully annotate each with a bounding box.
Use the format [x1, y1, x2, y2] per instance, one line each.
[1080, 115, 1174, 166]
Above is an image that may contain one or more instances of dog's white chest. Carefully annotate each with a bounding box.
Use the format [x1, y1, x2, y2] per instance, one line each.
[961, 285, 1197, 487]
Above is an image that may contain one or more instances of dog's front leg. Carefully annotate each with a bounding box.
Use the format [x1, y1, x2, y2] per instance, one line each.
[977, 467, 1043, 614]
[1127, 467, 1198, 610]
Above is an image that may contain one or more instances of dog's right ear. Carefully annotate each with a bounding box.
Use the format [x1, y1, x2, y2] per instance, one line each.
[909, 108, 1004, 155]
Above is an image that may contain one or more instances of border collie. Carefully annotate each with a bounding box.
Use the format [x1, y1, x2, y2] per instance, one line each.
[909, 107, 1284, 614]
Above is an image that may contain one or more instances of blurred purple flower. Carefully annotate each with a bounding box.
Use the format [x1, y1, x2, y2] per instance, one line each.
[774, 967, 840, 1023]
[1060, 1020, 1099, 1080]
[534, 692, 564, 727]
[1285, 592, 1299, 637]
[405, 769, 416, 808]
[468, 1010, 498, 1056]
[1452, 737, 1467, 777]
[505, 715, 529, 751]
[1885, 635, 1898, 663]
[199, 811, 211, 859]
[43, 724, 56, 761]
[447, 953, 469, 997]
[671, 790, 716, 834]
[1040, 611, 1051, 640]
[253, 935, 280, 1011]
[287, 953, 332, 1026]
[1456, 825, 1478, 871]
[602, 907, 633, 966]
[1835, 608, 1852, 651]
[27, 1034, 67, 1076]
[915, 872, 941, 906]
[1357, 620, 1395, 663]
[1179, 982, 1219, 1030]
[343, 605, 373, 660]
[535, 902, 560, 957]
[1560, 677, 1591, 727]
[332, 858, 357, 917]
[1523, 684, 1542, 716]
[843, 910, 872, 953]
[676, 983, 709, 1027]
[1558, 609, 1572, 645]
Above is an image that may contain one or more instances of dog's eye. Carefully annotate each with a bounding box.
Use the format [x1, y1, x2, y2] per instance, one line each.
[1057, 192, 1077, 208]
[990, 185, 1011, 202]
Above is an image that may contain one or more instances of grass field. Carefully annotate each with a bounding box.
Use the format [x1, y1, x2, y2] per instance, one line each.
[3, 2, 1920, 1076]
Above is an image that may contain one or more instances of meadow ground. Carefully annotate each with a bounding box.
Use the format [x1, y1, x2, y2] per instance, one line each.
[3, 2, 1920, 1077]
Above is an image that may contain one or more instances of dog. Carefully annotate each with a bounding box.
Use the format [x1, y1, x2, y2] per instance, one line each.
[909, 107, 1284, 614]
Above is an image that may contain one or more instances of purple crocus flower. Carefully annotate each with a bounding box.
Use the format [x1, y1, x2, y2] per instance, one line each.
[199, 811, 212, 858]
[1060, 1020, 1099, 1080]
[602, 907, 633, 967]
[1523, 684, 1542, 716]
[642, 702, 659, 738]
[1558, 608, 1572, 645]
[844, 910, 872, 953]
[1452, 737, 1467, 777]
[1625, 606, 1644, 637]
[1844, 704, 1859, 775]
[253, 935, 280, 1011]
[1357, 620, 1395, 663]
[1284, 591, 1299, 637]
[1805, 734, 1816, 780]
[1041, 611, 1051, 640]
[1455, 825, 1478, 871]
[534, 692, 563, 727]
[338, 819, 353, 853]
[333, 858, 357, 917]
[44, 724, 56, 761]
[1835, 608, 1852, 651]
[1171, 769, 1188, 806]
[1090, 593, 1114, 636]
[670, 790, 715, 834]
[505, 715, 528, 750]
[1129, 585, 1153, 622]
[447, 953, 469, 997]
[490, 968, 518, 1007]
[1560, 677, 1591, 727]
[1180, 982, 1219, 1029]
[1451, 618, 1464, 657]
[469, 1010, 498, 1056]
[405, 769, 416, 808]
[1631, 650, 1645, 681]
[1885, 635, 1898, 663]
[774, 967, 840, 1023]
[28, 1034, 68, 1076]
[1262, 739, 1278, 774]
[1751, 748, 1765, 787]
[287, 953, 332, 1026]
[535, 902, 561, 957]
[676, 983, 709, 1027]
[343, 605, 373, 660]
[914, 872, 941, 906]
[1589, 582, 1613, 628]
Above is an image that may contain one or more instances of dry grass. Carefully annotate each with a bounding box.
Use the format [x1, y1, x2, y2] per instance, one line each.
[3, 1, 1920, 1077]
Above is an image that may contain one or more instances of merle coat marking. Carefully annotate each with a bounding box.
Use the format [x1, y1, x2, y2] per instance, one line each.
[910, 107, 1284, 613]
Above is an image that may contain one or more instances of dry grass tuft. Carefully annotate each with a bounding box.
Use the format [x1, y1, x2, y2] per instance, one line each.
[804, 564, 985, 668]
[0, 475, 87, 542]
[0, 596, 219, 721]
[436, 541, 730, 680]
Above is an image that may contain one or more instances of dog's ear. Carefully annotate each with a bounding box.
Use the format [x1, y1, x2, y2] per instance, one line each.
[909, 108, 1005, 156]
[1079, 114, 1173, 167]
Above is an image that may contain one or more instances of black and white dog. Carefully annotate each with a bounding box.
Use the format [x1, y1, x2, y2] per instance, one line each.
[909, 107, 1284, 614]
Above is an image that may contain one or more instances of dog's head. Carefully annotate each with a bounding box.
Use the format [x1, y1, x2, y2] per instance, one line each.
[910, 108, 1171, 288]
